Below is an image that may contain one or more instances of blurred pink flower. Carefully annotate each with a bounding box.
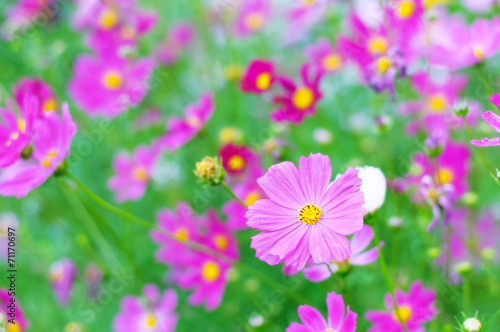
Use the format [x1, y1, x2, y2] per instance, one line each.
[157, 22, 196, 65]
[0, 104, 77, 198]
[287, 291, 357, 332]
[108, 144, 161, 202]
[239, 59, 275, 94]
[0, 97, 37, 168]
[157, 93, 214, 151]
[283, 0, 331, 45]
[365, 281, 437, 332]
[246, 153, 365, 274]
[113, 284, 178, 332]
[271, 65, 323, 123]
[49, 258, 78, 306]
[13, 78, 58, 117]
[305, 38, 345, 75]
[219, 143, 256, 176]
[302, 225, 381, 282]
[69, 54, 154, 118]
[233, 0, 271, 38]
[0, 288, 29, 331]
[471, 93, 500, 147]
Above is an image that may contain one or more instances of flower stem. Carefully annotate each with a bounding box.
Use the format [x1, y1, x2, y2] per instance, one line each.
[373, 227, 409, 332]
[462, 273, 471, 315]
[221, 182, 248, 208]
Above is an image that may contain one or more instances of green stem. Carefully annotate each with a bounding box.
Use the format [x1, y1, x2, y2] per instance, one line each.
[462, 273, 471, 315]
[373, 227, 409, 332]
[221, 182, 248, 208]
[65, 172, 316, 309]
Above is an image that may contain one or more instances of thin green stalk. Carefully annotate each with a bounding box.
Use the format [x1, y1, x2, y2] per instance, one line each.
[221, 182, 248, 208]
[373, 227, 409, 332]
[462, 273, 471, 315]
[65, 172, 317, 309]
[444, 225, 451, 282]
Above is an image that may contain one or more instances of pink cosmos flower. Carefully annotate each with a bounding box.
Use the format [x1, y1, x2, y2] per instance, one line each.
[108, 144, 161, 203]
[219, 143, 256, 176]
[151, 202, 204, 266]
[222, 164, 266, 231]
[3, 0, 54, 37]
[157, 93, 214, 151]
[69, 54, 154, 118]
[365, 281, 437, 332]
[387, 0, 425, 50]
[286, 291, 357, 332]
[157, 22, 196, 65]
[239, 60, 275, 94]
[471, 93, 500, 147]
[49, 258, 78, 306]
[0, 104, 77, 198]
[0, 213, 18, 260]
[430, 17, 500, 70]
[0, 97, 37, 168]
[204, 210, 239, 258]
[0, 288, 29, 331]
[173, 252, 231, 311]
[233, 0, 271, 38]
[246, 153, 365, 274]
[113, 284, 178, 332]
[13, 77, 58, 117]
[305, 38, 345, 75]
[271, 65, 323, 124]
[302, 225, 380, 282]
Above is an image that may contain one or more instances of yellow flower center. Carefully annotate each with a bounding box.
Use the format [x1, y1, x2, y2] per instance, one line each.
[174, 227, 189, 242]
[228, 155, 245, 171]
[435, 168, 453, 185]
[202, 261, 220, 282]
[427, 188, 439, 202]
[473, 46, 484, 61]
[219, 127, 240, 144]
[298, 203, 322, 225]
[245, 191, 260, 206]
[376, 56, 393, 75]
[368, 36, 389, 55]
[42, 150, 58, 168]
[186, 116, 201, 128]
[7, 323, 21, 332]
[245, 13, 265, 31]
[324, 329, 337, 332]
[322, 54, 342, 72]
[145, 313, 156, 328]
[17, 118, 26, 133]
[428, 94, 447, 113]
[292, 87, 315, 110]
[132, 167, 149, 181]
[214, 235, 228, 251]
[423, 0, 451, 9]
[99, 8, 118, 30]
[397, 0, 415, 19]
[103, 71, 123, 90]
[302, 0, 316, 6]
[43, 98, 57, 114]
[394, 305, 412, 323]
[256, 72, 272, 91]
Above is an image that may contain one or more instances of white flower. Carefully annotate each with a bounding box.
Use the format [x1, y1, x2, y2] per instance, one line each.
[463, 317, 482, 332]
[313, 128, 333, 145]
[356, 166, 387, 214]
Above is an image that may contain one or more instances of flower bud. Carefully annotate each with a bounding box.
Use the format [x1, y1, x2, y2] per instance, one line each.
[20, 145, 33, 159]
[452, 100, 469, 117]
[461, 192, 478, 206]
[454, 261, 472, 276]
[463, 317, 482, 332]
[194, 156, 225, 185]
[425, 137, 443, 158]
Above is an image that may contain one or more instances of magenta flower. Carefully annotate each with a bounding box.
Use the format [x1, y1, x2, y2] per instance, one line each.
[49, 258, 78, 306]
[0, 104, 77, 198]
[219, 143, 256, 176]
[151, 202, 204, 266]
[305, 38, 345, 74]
[0, 288, 29, 331]
[69, 54, 154, 118]
[157, 22, 196, 65]
[108, 144, 161, 203]
[471, 93, 500, 147]
[246, 153, 365, 274]
[286, 291, 357, 332]
[271, 65, 323, 124]
[233, 0, 271, 38]
[3, 0, 54, 36]
[430, 17, 500, 70]
[113, 284, 178, 332]
[157, 93, 214, 151]
[205, 209, 239, 259]
[0, 97, 37, 168]
[13, 77, 58, 117]
[302, 225, 381, 282]
[366, 281, 437, 332]
[239, 60, 275, 94]
[222, 164, 266, 231]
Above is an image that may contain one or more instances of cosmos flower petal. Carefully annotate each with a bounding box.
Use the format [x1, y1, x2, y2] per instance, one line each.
[350, 225, 374, 255]
[471, 137, 500, 147]
[349, 246, 379, 266]
[309, 224, 350, 264]
[480, 111, 500, 133]
[339, 308, 358, 332]
[269, 223, 308, 260]
[326, 292, 346, 329]
[245, 199, 298, 231]
[298, 153, 332, 203]
[302, 264, 332, 283]
[285, 322, 312, 332]
[297, 305, 327, 330]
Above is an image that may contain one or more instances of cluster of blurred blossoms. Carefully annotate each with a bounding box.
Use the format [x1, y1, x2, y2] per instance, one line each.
[1, 0, 500, 331]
